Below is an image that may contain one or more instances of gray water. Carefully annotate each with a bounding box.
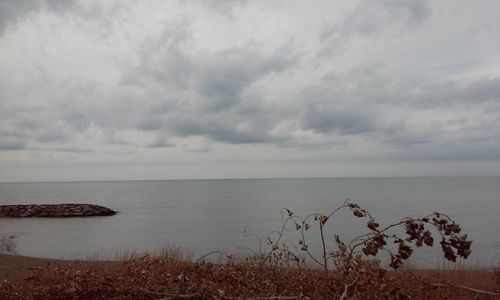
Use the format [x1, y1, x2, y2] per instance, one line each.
[0, 177, 498, 267]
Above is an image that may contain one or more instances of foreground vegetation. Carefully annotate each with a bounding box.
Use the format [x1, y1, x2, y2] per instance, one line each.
[1, 200, 498, 299]
[0, 253, 498, 299]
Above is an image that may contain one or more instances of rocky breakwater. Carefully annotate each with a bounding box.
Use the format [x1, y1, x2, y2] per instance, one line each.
[0, 204, 116, 218]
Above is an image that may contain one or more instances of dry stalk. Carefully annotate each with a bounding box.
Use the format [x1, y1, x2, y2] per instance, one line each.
[427, 282, 499, 296]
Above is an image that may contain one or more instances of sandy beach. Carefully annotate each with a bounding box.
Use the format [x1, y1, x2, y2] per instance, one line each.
[0, 254, 119, 282]
[0, 254, 61, 281]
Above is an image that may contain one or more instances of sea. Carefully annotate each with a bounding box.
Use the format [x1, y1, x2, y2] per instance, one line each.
[0, 177, 498, 268]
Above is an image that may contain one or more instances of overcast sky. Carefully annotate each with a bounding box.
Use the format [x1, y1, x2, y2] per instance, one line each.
[0, 0, 499, 182]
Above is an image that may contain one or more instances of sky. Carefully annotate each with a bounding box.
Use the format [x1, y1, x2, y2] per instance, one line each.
[0, 0, 500, 182]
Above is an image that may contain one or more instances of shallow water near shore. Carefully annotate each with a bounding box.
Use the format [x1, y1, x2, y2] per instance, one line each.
[0, 177, 499, 267]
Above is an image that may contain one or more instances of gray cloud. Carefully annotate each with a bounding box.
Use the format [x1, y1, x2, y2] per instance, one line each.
[195, 0, 248, 15]
[289, 64, 500, 153]
[123, 20, 297, 112]
[1, 0, 499, 180]
[147, 137, 172, 149]
[195, 46, 295, 111]
[137, 117, 164, 132]
[0, 135, 27, 151]
[301, 108, 377, 135]
[35, 128, 67, 143]
[320, 0, 430, 55]
[462, 77, 500, 103]
[119, 19, 298, 145]
[384, 76, 500, 110]
[0, 117, 72, 147]
[169, 111, 278, 144]
[54, 147, 94, 153]
[0, 0, 78, 35]
[122, 17, 194, 89]
[64, 112, 91, 133]
[0, 79, 100, 152]
[140, 62, 500, 154]
[2, 56, 499, 162]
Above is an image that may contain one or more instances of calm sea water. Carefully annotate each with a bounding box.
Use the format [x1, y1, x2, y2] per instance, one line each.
[0, 177, 498, 267]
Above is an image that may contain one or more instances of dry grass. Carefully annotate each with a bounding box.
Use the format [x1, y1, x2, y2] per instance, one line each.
[0, 252, 498, 299]
[81, 245, 194, 262]
[405, 268, 497, 293]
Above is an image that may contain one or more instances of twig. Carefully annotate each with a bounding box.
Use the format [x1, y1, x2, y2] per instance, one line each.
[246, 297, 304, 300]
[158, 296, 303, 300]
[427, 283, 499, 296]
[338, 275, 360, 300]
[156, 293, 201, 299]
[319, 222, 328, 273]
[195, 250, 228, 263]
[0, 290, 31, 300]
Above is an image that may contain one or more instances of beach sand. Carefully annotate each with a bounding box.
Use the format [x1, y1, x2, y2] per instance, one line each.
[0, 254, 64, 281]
[0, 254, 120, 282]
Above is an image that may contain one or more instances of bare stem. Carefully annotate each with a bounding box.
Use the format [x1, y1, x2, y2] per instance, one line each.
[319, 223, 328, 273]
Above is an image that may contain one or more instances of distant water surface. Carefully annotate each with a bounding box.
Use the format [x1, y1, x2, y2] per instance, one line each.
[0, 177, 498, 267]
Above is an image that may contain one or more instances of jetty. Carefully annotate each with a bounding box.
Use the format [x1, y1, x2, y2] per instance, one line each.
[0, 204, 116, 218]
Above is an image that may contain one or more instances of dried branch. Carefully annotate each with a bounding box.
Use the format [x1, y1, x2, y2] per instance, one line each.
[427, 283, 499, 296]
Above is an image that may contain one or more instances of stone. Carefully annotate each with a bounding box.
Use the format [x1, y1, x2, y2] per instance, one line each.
[0, 204, 116, 218]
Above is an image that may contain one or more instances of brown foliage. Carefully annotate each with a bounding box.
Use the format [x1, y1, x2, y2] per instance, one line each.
[1, 255, 498, 299]
[259, 200, 473, 274]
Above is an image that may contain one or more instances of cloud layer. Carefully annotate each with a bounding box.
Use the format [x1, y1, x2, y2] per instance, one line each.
[1, 0, 499, 180]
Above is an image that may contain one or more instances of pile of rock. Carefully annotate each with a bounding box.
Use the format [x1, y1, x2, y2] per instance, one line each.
[0, 204, 116, 218]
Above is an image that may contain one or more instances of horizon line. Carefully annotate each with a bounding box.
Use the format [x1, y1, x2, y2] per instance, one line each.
[1, 175, 499, 184]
